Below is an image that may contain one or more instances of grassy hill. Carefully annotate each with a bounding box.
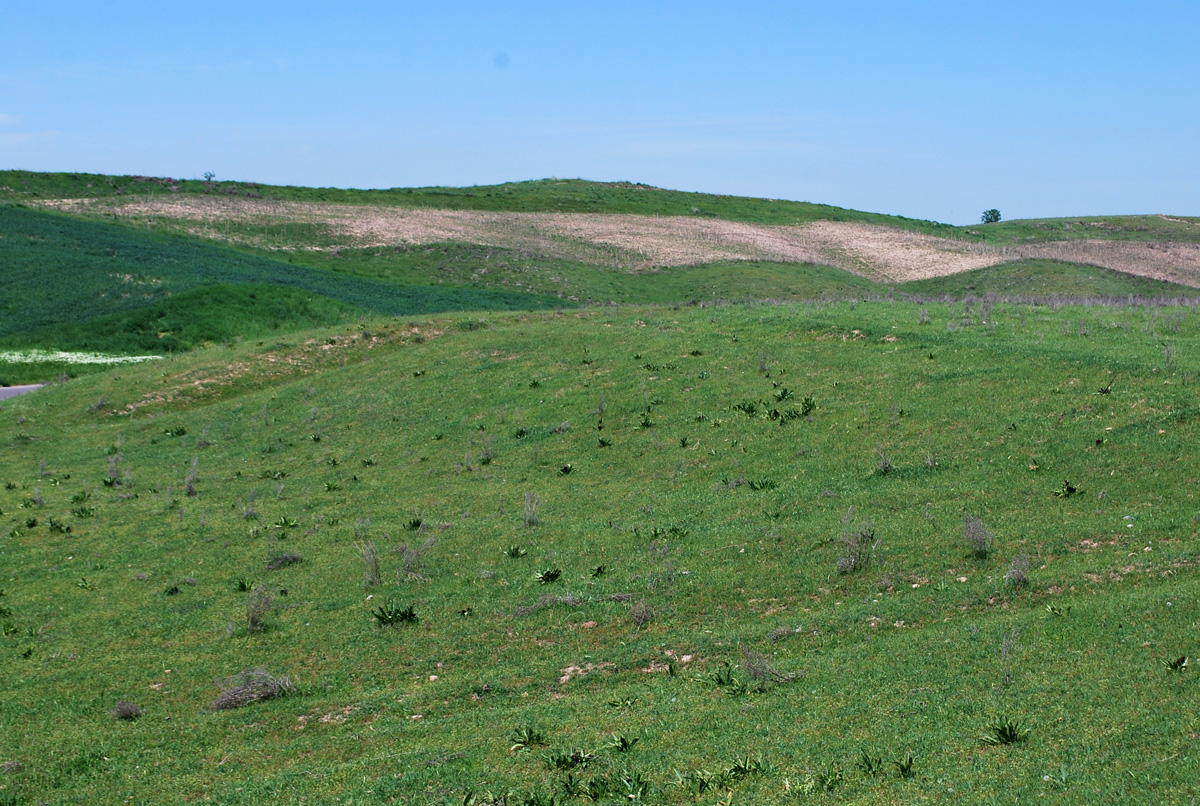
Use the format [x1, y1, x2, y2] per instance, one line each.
[897, 259, 1200, 301]
[0, 205, 571, 383]
[1, 297, 1199, 803]
[0, 170, 948, 231]
[7, 170, 1200, 245]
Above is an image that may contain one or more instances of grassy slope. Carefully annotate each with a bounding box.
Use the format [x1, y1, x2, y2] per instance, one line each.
[0, 206, 570, 375]
[1, 299, 1198, 804]
[898, 259, 1200, 300]
[292, 245, 888, 306]
[970, 215, 1200, 246]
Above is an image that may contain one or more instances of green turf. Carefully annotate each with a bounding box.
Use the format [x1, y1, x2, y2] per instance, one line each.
[284, 244, 888, 306]
[1, 298, 1198, 804]
[898, 259, 1200, 300]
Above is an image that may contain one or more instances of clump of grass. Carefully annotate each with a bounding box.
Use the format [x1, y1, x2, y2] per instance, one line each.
[963, 516, 994, 559]
[505, 545, 528, 559]
[210, 668, 294, 711]
[536, 567, 562, 585]
[111, 701, 142, 721]
[1005, 553, 1030, 590]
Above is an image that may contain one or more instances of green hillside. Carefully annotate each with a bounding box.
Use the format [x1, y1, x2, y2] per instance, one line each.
[1, 170, 946, 230]
[0, 298, 1198, 804]
[0, 205, 570, 375]
[898, 259, 1200, 300]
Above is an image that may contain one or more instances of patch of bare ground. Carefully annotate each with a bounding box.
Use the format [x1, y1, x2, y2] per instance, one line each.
[1012, 240, 1200, 288]
[799, 221, 1001, 281]
[37, 197, 1200, 286]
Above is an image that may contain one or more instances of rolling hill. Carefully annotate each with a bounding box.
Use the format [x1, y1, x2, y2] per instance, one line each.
[1, 171, 1199, 803]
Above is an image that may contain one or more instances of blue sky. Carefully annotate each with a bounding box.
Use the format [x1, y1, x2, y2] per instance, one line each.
[2, 1, 1196, 224]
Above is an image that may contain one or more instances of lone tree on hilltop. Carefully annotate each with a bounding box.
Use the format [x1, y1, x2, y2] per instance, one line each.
[981, 209, 1002, 224]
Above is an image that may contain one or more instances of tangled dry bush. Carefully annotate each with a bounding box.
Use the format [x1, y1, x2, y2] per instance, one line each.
[210, 668, 294, 711]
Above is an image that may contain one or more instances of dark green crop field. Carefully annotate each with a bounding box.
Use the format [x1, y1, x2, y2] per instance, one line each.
[0, 205, 570, 379]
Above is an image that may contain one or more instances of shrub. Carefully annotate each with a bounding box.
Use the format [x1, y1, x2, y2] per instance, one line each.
[246, 585, 274, 632]
[629, 599, 654, 627]
[397, 536, 435, 581]
[111, 700, 142, 721]
[981, 209, 1002, 224]
[739, 642, 797, 685]
[1005, 553, 1030, 590]
[210, 668, 294, 710]
[837, 523, 879, 575]
[266, 550, 302, 570]
[184, 456, 199, 497]
[963, 517, 994, 559]
[524, 492, 540, 527]
[358, 541, 380, 588]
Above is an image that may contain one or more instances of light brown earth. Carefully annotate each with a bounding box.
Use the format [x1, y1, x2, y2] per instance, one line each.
[39, 196, 1200, 287]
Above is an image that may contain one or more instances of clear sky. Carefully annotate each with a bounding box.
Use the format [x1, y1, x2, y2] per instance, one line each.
[2, 1, 1196, 224]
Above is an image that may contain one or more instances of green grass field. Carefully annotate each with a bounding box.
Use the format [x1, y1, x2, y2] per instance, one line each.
[2, 172, 1199, 803]
[1, 297, 1198, 804]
